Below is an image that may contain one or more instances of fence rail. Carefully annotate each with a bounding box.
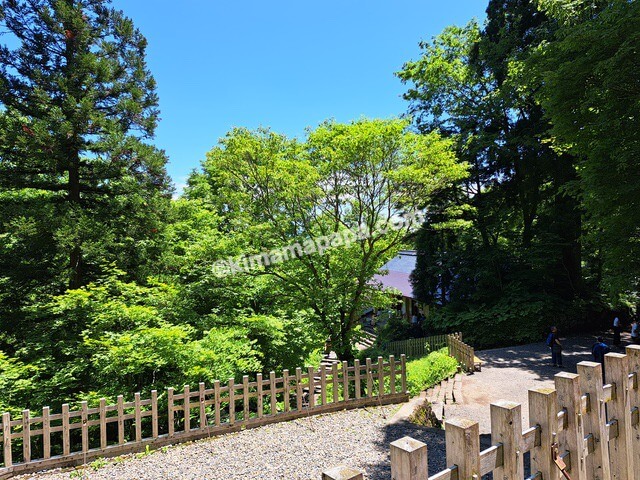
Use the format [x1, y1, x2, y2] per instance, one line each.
[385, 333, 461, 359]
[0, 355, 408, 478]
[324, 345, 640, 480]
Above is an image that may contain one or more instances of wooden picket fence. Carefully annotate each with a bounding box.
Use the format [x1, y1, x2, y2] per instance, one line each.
[323, 346, 640, 480]
[446, 334, 478, 373]
[0, 355, 408, 478]
[385, 333, 461, 359]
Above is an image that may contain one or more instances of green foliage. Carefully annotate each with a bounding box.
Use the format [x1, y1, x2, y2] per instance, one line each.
[531, 0, 640, 300]
[188, 118, 465, 359]
[405, 349, 458, 397]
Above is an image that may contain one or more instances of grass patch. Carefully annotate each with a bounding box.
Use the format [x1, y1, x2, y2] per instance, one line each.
[405, 348, 458, 397]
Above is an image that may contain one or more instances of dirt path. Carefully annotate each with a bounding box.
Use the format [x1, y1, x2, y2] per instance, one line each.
[442, 333, 631, 433]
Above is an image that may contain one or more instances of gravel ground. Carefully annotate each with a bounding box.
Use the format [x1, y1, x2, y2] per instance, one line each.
[16, 406, 448, 480]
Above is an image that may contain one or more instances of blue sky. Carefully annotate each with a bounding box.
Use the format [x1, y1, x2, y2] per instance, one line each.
[111, 1, 488, 193]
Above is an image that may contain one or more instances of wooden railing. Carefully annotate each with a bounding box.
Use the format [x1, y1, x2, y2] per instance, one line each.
[446, 334, 476, 372]
[385, 333, 461, 359]
[323, 346, 640, 480]
[0, 355, 408, 478]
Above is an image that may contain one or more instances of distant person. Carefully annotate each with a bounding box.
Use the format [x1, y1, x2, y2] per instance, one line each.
[631, 319, 639, 345]
[592, 337, 611, 364]
[547, 326, 564, 368]
[613, 316, 622, 346]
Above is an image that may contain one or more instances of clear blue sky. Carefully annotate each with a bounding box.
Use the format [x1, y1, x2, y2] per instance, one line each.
[111, 1, 488, 193]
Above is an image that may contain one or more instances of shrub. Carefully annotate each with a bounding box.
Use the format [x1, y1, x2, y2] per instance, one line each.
[405, 348, 458, 396]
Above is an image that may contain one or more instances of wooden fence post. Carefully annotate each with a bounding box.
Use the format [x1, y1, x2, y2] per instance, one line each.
[99, 398, 107, 448]
[332, 363, 340, 402]
[134, 394, 142, 442]
[81, 400, 89, 451]
[307, 366, 315, 408]
[401, 354, 407, 394]
[243, 375, 250, 421]
[321, 466, 364, 480]
[168, 387, 175, 436]
[228, 378, 235, 425]
[626, 345, 640, 480]
[445, 418, 480, 479]
[199, 382, 206, 429]
[151, 390, 158, 438]
[283, 369, 290, 412]
[577, 361, 610, 480]
[295, 368, 303, 411]
[116, 395, 124, 444]
[269, 372, 277, 414]
[490, 400, 523, 479]
[528, 387, 560, 480]
[365, 358, 372, 397]
[183, 385, 190, 432]
[389, 355, 396, 395]
[353, 359, 360, 400]
[2, 412, 11, 468]
[605, 352, 634, 480]
[42, 406, 50, 459]
[214, 381, 221, 426]
[257, 373, 264, 417]
[390, 436, 428, 480]
[555, 372, 587, 480]
[342, 361, 349, 402]
[62, 403, 70, 455]
[377, 357, 384, 398]
[22, 409, 30, 463]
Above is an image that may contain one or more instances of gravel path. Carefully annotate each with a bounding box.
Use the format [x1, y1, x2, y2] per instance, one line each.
[443, 333, 632, 433]
[16, 405, 448, 480]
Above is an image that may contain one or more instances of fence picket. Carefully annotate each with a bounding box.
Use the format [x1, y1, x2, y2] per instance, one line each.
[22, 410, 30, 464]
[42, 406, 50, 459]
[62, 403, 70, 455]
[2, 412, 11, 468]
[199, 382, 206, 430]
[354, 360, 361, 400]
[340, 361, 348, 402]
[183, 385, 190, 432]
[81, 401, 89, 452]
[257, 373, 264, 417]
[151, 390, 158, 439]
[555, 373, 586, 480]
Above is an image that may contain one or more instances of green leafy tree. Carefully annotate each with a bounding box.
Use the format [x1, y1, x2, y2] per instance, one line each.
[531, 0, 640, 301]
[0, 0, 171, 302]
[397, 0, 587, 345]
[189, 119, 466, 359]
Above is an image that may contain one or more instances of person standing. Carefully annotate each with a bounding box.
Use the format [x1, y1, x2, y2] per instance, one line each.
[613, 316, 622, 346]
[547, 326, 564, 368]
[631, 319, 639, 344]
[592, 337, 611, 374]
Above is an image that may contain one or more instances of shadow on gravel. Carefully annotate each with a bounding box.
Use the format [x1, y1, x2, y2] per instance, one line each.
[361, 420, 533, 480]
[475, 334, 634, 381]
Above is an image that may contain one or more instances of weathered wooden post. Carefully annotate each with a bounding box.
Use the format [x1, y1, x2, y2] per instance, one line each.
[2, 412, 12, 468]
[577, 361, 611, 480]
[528, 387, 560, 480]
[605, 352, 634, 480]
[445, 418, 480, 479]
[555, 372, 587, 480]
[390, 436, 428, 480]
[321, 465, 364, 480]
[490, 400, 523, 479]
[626, 345, 640, 480]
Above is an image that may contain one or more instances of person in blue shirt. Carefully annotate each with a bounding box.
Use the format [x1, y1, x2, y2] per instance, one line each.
[592, 337, 611, 374]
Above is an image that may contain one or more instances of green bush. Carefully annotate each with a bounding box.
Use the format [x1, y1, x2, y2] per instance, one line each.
[405, 348, 458, 397]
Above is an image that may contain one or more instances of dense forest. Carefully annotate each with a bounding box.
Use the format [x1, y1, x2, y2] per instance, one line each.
[0, 0, 638, 414]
